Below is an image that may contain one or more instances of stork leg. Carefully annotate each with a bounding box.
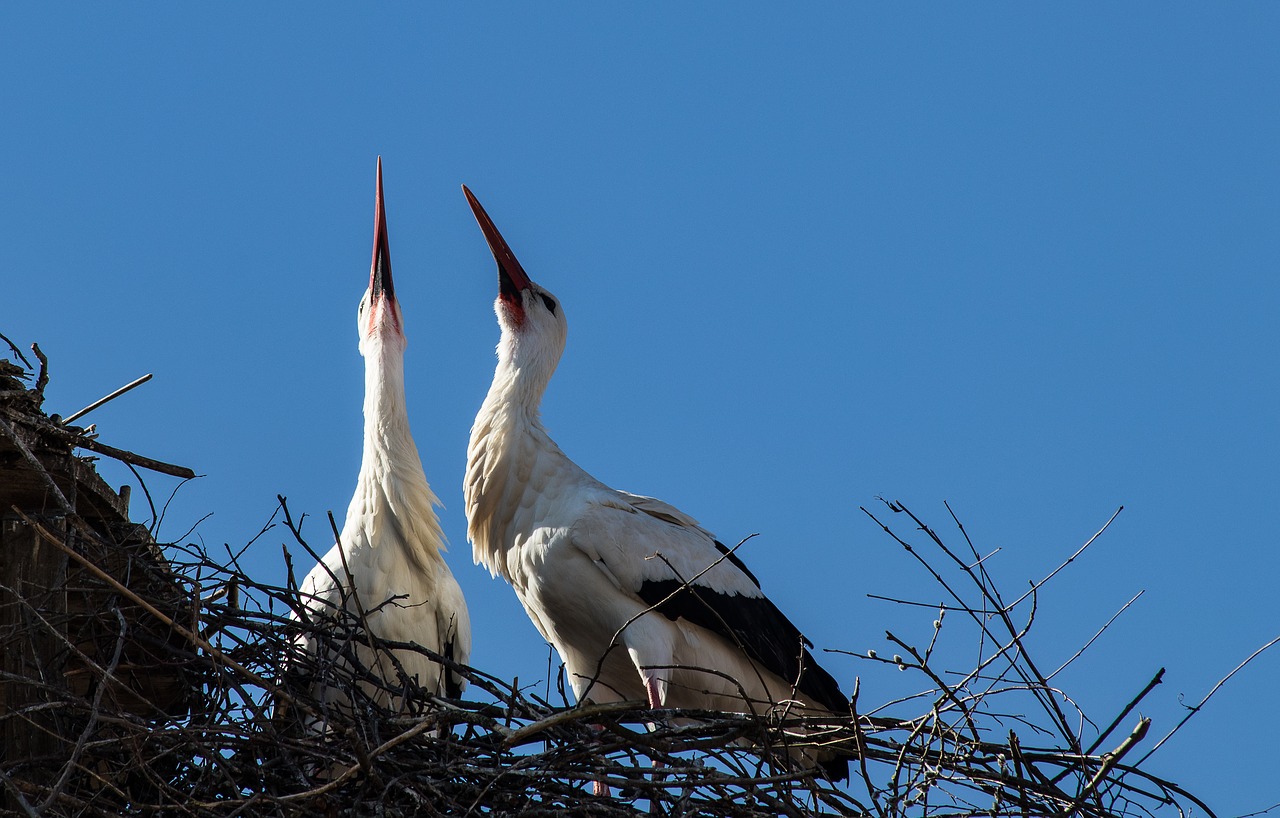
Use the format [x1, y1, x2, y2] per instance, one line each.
[643, 673, 668, 770]
[588, 723, 610, 797]
[640, 675, 672, 814]
[644, 676, 663, 709]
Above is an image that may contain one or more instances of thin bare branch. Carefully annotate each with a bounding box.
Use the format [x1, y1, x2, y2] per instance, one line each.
[62, 373, 153, 425]
[1136, 633, 1280, 766]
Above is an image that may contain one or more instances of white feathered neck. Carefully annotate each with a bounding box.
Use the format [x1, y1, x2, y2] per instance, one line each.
[466, 292, 577, 579]
[347, 325, 448, 575]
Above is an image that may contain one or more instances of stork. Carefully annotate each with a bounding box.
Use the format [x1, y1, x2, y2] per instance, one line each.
[460, 185, 851, 779]
[296, 159, 471, 719]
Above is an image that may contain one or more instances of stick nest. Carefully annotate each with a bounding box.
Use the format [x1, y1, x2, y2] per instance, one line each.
[0, 341, 1213, 817]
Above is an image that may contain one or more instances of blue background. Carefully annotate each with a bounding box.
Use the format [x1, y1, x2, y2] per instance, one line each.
[2, 6, 1276, 813]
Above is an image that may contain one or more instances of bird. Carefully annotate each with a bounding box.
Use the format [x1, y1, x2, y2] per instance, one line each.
[460, 185, 851, 779]
[295, 158, 471, 721]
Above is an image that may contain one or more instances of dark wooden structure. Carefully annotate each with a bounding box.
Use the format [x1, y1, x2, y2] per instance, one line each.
[0, 354, 198, 797]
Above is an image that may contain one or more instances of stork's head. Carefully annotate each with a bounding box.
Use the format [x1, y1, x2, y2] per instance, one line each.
[463, 185, 567, 370]
[358, 157, 406, 356]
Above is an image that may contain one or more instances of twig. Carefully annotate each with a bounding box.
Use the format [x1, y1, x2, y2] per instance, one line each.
[1136, 633, 1280, 766]
[268, 715, 445, 804]
[1046, 591, 1145, 682]
[1011, 506, 1124, 609]
[868, 503, 1081, 754]
[31, 343, 49, 401]
[0, 766, 41, 818]
[0, 331, 32, 369]
[62, 373, 153, 425]
[124, 462, 159, 528]
[863, 594, 988, 615]
[1058, 718, 1150, 817]
[67, 432, 196, 479]
[504, 700, 643, 747]
[1085, 668, 1164, 757]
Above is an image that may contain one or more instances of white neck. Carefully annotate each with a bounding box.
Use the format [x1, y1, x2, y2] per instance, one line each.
[465, 326, 574, 579]
[348, 335, 446, 569]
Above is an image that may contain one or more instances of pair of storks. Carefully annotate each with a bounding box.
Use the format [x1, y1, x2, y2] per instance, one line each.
[297, 159, 851, 780]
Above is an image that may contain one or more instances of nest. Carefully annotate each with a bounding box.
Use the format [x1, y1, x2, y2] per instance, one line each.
[0, 337, 1216, 817]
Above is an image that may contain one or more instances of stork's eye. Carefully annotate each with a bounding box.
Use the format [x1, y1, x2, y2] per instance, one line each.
[539, 294, 557, 315]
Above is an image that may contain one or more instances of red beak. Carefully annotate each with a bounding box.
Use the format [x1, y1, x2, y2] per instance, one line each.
[371, 156, 395, 303]
[462, 185, 533, 300]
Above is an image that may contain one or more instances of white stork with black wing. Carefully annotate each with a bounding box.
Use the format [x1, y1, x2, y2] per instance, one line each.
[461, 186, 850, 779]
[296, 159, 471, 717]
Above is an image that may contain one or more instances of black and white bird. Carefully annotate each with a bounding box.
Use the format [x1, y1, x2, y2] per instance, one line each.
[460, 186, 850, 779]
[296, 159, 471, 715]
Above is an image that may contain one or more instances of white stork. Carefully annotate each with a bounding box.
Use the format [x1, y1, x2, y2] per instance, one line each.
[460, 186, 850, 779]
[296, 159, 471, 716]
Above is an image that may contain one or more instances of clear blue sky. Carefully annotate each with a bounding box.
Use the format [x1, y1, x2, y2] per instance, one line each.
[3, 5, 1277, 813]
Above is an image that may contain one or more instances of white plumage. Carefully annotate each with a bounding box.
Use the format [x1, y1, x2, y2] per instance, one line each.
[460, 186, 849, 779]
[296, 159, 471, 717]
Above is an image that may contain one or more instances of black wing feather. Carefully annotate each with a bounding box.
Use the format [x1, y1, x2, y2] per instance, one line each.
[635, 578, 848, 717]
[713, 539, 761, 588]
[442, 636, 462, 699]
